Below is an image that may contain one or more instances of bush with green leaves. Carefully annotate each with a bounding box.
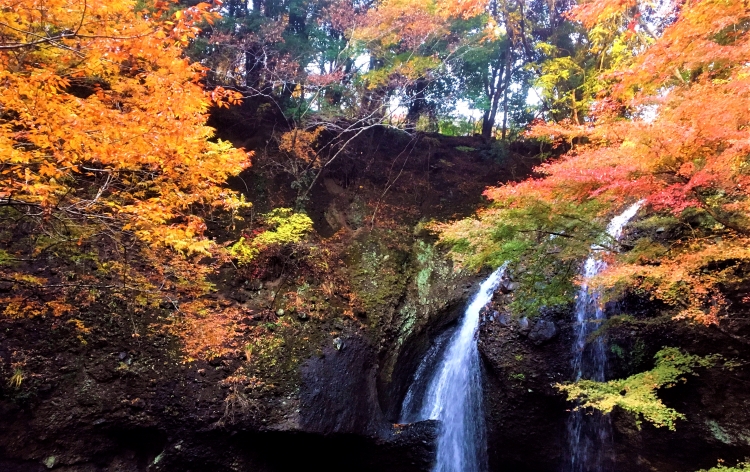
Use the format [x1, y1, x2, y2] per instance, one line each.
[698, 462, 750, 472]
[557, 347, 719, 430]
[435, 198, 607, 316]
[229, 208, 313, 265]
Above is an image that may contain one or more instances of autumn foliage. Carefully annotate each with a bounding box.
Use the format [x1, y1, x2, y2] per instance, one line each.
[2, 0, 748, 358]
[439, 0, 750, 324]
[0, 0, 250, 251]
[0, 0, 253, 356]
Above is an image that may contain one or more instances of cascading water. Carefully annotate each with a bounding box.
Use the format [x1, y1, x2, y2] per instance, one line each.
[567, 202, 642, 472]
[401, 266, 506, 472]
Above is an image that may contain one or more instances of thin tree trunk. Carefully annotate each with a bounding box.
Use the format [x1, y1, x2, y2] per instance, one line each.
[501, 52, 513, 140]
[406, 78, 428, 126]
[482, 54, 507, 140]
[481, 110, 494, 139]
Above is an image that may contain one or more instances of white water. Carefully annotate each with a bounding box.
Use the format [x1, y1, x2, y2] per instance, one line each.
[401, 266, 506, 472]
[568, 202, 642, 472]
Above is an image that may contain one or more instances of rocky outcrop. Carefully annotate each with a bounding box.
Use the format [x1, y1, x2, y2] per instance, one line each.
[479, 305, 575, 472]
[300, 335, 386, 435]
[2, 126, 749, 472]
[0, 232, 483, 472]
[527, 320, 558, 345]
[477, 289, 750, 472]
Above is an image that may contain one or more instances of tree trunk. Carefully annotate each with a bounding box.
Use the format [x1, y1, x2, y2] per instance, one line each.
[481, 110, 494, 139]
[501, 52, 513, 140]
[482, 73, 505, 139]
[481, 50, 509, 140]
[406, 78, 429, 127]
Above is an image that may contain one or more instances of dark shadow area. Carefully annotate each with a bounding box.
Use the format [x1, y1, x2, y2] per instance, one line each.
[162, 425, 438, 472]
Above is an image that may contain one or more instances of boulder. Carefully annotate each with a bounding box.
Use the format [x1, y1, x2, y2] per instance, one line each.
[497, 313, 512, 326]
[518, 317, 531, 335]
[528, 319, 558, 345]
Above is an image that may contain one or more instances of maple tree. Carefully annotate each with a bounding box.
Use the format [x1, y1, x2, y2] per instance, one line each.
[438, 0, 750, 325]
[1, 0, 249, 250]
[0, 0, 253, 357]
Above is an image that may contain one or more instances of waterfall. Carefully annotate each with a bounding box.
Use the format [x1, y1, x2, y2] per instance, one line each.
[568, 202, 642, 472]
[401, 266, 506, 472]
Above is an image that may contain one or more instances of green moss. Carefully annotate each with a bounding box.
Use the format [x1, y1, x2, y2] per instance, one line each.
[416, 268, 431, 302]
[610, 344, 625, 359]
[415, 240, 434, 264]
[346, 232, 410, 328]
[415, 242, 434, 303]
[396, 303, 418, 347]
[707, 420, 734, 445]
[348, 195, 366, 228]
[558, 347, 720, 430]
[0, 249, 14, 266]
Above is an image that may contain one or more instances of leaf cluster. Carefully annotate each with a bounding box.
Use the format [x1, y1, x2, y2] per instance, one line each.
[229, 208, 313, 265]
[434, 196, 607, 315]
[0, 0, 263, 360]
[698, 462, 750, 472]
[1, 0, 250, 254]
[557, 347, 720, 430]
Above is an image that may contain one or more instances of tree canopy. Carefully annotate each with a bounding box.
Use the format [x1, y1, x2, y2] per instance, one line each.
[1, 0, 250, 252]
[0, 0, 252, 354]
[438, 0, 750, 326]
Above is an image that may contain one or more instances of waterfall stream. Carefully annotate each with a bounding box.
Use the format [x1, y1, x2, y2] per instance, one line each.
[401, 266, 506, 472]
[568, 202, 642, 472]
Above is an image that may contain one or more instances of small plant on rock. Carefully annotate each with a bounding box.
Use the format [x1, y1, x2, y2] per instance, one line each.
[229, 208, 314, 266]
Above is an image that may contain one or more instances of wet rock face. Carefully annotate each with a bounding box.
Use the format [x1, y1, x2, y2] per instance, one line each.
[601, 296, 750, 472]
[477, 289, 750, 472]
[0, 326, 437, 472]
[300, 335, 386, 436]
[372, 241, 487, 423]
[0, 237, 476, 472]
[0, 129, 536, 471]
[527, 320, 557, 345]
[478, 306, 575, 472]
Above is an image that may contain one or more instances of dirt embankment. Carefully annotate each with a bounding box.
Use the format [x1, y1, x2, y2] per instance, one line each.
[0, 125, 539, 471]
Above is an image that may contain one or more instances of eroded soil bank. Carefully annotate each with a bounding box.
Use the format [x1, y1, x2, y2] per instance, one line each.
[2, 124, 749, 471]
